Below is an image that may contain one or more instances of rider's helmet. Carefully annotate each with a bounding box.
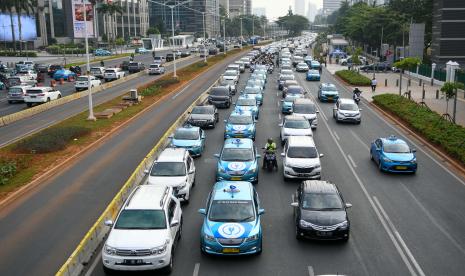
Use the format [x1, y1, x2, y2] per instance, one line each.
[267, 138, 273, 144]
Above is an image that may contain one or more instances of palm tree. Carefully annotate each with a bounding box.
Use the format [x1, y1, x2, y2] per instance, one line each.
[0, 0, 16, 51]
[14, 0, 36, 53]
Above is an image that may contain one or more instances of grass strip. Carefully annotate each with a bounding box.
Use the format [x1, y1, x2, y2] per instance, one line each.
[373, 94, 465, 165]
[335, 70, 371, 86]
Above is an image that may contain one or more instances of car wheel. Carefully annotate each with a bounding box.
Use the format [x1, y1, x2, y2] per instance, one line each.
[163, 253, 173, 274]
[8, 101, 13, 104]
[370, 150, 374, 161]
[295, 226, 303, 240]
[178, 219, 183, 240]
[378, 161, 383, 172]
[27, 103, 32, 107]
[102, 264, 114, 275]
[57, 94, 61, 99]
[342, 235, 349, 242]
[47, 98, 51, 102]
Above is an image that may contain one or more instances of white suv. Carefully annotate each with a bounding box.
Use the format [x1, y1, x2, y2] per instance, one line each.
[104, 67, 126, 82]
[145, 148, 195, 203]
[23, 87, 62, 107]
[279, 115, 313, 146]
[333, 98, 362, 124]
[102, 184, 182, 273]
[281, 136, 323, 180]
[149, 63, 166, 75]
[292, 98, 319, 129]
[74, 75, 102, 91]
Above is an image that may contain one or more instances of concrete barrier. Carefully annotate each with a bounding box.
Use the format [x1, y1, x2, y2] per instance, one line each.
[55, 79, 214, 276]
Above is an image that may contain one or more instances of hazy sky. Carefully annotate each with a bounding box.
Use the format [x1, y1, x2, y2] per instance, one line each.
[253, 0, 323, 20]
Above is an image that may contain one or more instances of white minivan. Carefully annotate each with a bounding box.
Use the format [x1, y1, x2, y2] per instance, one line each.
[292, 98, 319, 129]
[281, 136, 323, 180]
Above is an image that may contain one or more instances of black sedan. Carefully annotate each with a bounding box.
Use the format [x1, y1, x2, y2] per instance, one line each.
[187, 105, 219, 128]
[292, 180, 352, 241]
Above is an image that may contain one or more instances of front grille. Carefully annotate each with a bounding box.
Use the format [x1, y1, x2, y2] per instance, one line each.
[217, 238, 244, 245]
[291, 166, 314, 173]
[116, 249, 151, 256]
[311, 224, 339, 231]
[228, 170, 244, 176]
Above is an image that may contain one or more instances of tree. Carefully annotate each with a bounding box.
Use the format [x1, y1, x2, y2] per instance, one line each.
[14, 0, 35, 53]
[393, 57, 421, 95]
[146, 27, 160, 36]
[277, 14, 309, 36]
[115, 37, 125, 54]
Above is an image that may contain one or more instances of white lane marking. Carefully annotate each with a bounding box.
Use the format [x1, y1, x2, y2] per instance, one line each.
[350, 130, 370, 151]
[193, 263, 200, 276]
[373, 196, 425, 276]
[333, 131, 340, 141]
[84, 251, 101, 276]
[0, 119, 57, 148]
[308, 266, 315, 276]
[276, 91, 279, 97]
[277, 101, 280, 108]
[401, 183, 465, 256]
[312, 96, 421, 276]
[172, 83, 192, 99]
[278, 113, 281, 120]
[348, 154, 357, 168]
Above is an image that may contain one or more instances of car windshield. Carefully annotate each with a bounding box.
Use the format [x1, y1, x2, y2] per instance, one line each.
[340, 103, 358, 111]
[150, 162, 186, 176]
[229, 115, 253, 124]
[90, 68, 101, 72]
[280, 75, 295, 81]
[221, 148, 253, 161]
[76, 76, 89, 81]
[244, 87, 260, 94]
[287, 87, 303, 94]
[224, 71, 237, 76]
[293, 104, 316, 114]
[302, 193, 343, 210]
[297, 63, 307, 67]
[208, 200, 255, 222]
[281, 70, 293, 75]
[192, 106, 213, 114]
[174, 129, 199, 140]
[220, 79, 235, 85]
[129, 63, 138, 66]
[284, 120, 310, 129]
[287, 146, 317, 158]
[26, 89, 45, 94]
[323, 86, 337, 92]
[115, 210, 167, 229]
[308, 70, 319, 74]
[210, 88, 229, 96]
[236, 98, 256, 106]
[104, 70, 115, 73]
[150, 65, 159, 68]
[284, 96, 300, 103]
[383, 143, 410, 153]
[9, 87, 23, 94]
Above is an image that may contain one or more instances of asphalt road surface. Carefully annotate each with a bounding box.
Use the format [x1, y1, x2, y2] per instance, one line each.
[0, 48, 194, 117]
[1, 49, 465, 276]
[0, 53, 201, 147]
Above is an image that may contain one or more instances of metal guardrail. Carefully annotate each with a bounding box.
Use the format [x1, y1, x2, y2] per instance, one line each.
[55, 79, 214, 276]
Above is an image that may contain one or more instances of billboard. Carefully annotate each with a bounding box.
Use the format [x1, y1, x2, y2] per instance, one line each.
[72, 0, 94, 38]
[0, 13, 38, 41]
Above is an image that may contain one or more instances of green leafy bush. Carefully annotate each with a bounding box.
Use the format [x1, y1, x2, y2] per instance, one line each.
[336, 70, 371, 86]
[373, 94, 465, 165]
[0, 159, 17, 185]
[0, 51, 37, 57]
[14, 126, 91, 154]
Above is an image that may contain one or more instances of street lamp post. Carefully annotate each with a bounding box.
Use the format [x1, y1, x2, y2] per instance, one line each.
[240, 17, 243, 50]
[83, 0, 95, 121]
[202, 12, 207, 63]
[223, 17, 226, 55]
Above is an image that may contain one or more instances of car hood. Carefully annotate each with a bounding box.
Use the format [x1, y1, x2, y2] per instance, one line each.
[292, 113, 317, 120]
[189, 114, 214, 120]
[235, 106, 257, 112]
[285, 156, 320, 167]
[172, 139, 200, 147]
[321, 91, 338, 96]
[205, 221, 258, 239]
[226, 124, 254, 132]
[147, 176, 187, 187]
[301, 210, 346, 226]
[383, 152, 415, 162]
[106, 229, 169, 249]
[219, 160, 255, 174]
[283, 128, 312, 136]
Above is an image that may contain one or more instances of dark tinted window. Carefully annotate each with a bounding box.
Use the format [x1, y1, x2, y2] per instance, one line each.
[287, 146, 317, 158]
[284, 120, 310, 129]
[293, 104, 316, 113]
[192, 106, 214, 114]
[302, 193, 343, 210]
[115, 210, 167, 229]
[174, 129, 199, 140]
[221, 148, 254, 161]
[340, 103, 358, 111]
[150, 162, 186, 176]
[383, 143, 410, 153]
[229, 115, 253, 124]
[210, 88, 229, 96]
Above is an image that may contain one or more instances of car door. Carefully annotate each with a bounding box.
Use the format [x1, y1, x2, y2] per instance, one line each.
[200, 129, 206, 148]
[167, 199, 179, 242]
[373, 139, 382, 163]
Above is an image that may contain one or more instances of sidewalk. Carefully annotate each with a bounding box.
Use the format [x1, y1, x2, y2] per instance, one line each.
[325, 63, 465, 127]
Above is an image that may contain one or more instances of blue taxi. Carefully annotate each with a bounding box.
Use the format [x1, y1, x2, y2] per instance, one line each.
[199, 181, 264, 255]
[242, 86, 263, 105]
[234, 95, 259, 120]
[214, 138, 260, 184]
[306, 69, 321, 81]
[281, 94, 303, 114]
[370, 135, 417, 173]
[224, 111, 256, 140]
[310, 60, 321, 70]
[170, 125, 206, 157]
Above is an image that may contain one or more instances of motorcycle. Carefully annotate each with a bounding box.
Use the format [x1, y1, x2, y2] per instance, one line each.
[353, 94, 361, 105]
[267, 65, 274, 74]
[262, 148, 278, 171]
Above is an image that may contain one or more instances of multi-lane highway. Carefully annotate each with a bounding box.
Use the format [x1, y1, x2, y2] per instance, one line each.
[1, 46, 465, 276]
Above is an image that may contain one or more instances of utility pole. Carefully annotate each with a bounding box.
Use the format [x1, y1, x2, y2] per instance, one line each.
[203, 12, 207, 62]
[240, 16, 243, 50]
[170, 6, 177, 78]
[84, 0, 95, 121]
[223, 17, 226, 55]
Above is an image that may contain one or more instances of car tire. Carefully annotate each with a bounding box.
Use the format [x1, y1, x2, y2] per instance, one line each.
[162, 254, 173, 274]
[26, 103, 32, 107]
[47, 98, 50, 102]
[57, 94, 61, 99]
[295, 226, 303, 240]
[370, 151, 374, 161]
[8, 101, 12, 104]
[102, 264, 114, 275]
[342, 234, 350, 242]
[378, 161, 383, 172]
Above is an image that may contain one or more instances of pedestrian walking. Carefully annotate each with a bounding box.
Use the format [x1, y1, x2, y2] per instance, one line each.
[100, 60, 104, 67]
[371, 77, 378, 92]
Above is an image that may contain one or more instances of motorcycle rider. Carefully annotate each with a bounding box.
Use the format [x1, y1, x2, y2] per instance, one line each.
[263, 138, 277, 169]
[353, 87, 362, 104]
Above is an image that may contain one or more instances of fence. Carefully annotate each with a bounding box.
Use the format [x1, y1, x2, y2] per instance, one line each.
[410, 64, 465, 84]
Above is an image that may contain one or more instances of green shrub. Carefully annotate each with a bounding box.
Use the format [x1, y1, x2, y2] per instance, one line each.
[335, 70, 371, 86]
[140, 85, 161, 96]
[0, 51, 37, 57]
[373, 94, 465, 165]
[0, 159, 17, 185]
[14, 126, 91, 154]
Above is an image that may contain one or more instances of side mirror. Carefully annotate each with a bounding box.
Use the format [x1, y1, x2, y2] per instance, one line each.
[104, 220, 113, 226]
[223, 119, 227, 123]
[170, 220, 179, 227]
[168, 135, 173, 139]
[258, 209, 265, 215]
[213, 153, 220, 158]
[256, 154, 261, 159]
[333, 107, 337, 110]
[189, 168, 195, 174]
[280, 99, 284, 102]
[411, 149, 417, 153]
[144, 169, 149, 174]
[198, 208, 206, 215]
[359, 108, 363, 111]
[345, 203, 353, 209]
[319, 153, 324, 158]
[281, 152, 285, 157]
[278, 123, 283, 127]
[316, 110, 320, 113]
[291, 202, 299, 208]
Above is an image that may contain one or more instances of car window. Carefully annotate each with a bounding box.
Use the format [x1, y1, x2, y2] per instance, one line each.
[323, 86, 337, 91]
[210, 88, 229, 96]
[168, 200, 176, 223]
[208, 200, 255, 222]
[229, 115, 253, 124]
[114, 210, 167, 229]
[236, 98, 256, 106]
[221, 148, 254, 161]
[340, 103, 358, 111]
[375, 139, 382, 148]
[301, 192, 343, 210]
[150, 162, 186, 176]
[293, 104, 316, 114]
[192, 106, 213, 114]
[287, 146, 317, 158]
[186, 156, 192, 171]
[174, 129, 199, 140]
[284, 120, 310, 129]
[383, 143, 410, 153]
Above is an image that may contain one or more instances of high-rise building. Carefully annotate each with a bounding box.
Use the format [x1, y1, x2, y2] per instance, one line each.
[306, 1, 317, 22]
[294, 0, 306, 16]
[149, 0, 220, 38]
[220, 0, 229, 16]
[431, 0, 465, 66]
[253, 7, 266, 17]
[323, 0, 342, 16]
[229, 0, 251, 17]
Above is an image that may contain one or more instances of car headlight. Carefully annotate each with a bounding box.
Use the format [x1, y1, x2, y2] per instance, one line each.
[104, 244, 116, 255]
[382, 156, 392, 162]
[299, 219, 313, 229]
[150, 240, 169, 255]
[245, 233, 259, 242]
[204, 234, 215, 242]
[218, 166, 226, 173]
[338, 220, 349, 230]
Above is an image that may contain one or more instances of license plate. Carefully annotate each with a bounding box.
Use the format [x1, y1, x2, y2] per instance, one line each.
[123, 259, 143, 265]
[395, 166, 407, 170]
[222, 248, 240, 253]
[235, 134, 244, 137]
[327, 97, 333, 100]
[316, 231, 333, 237]
[231, 177, 241, 180]
[297, 173, 308, 177]
[30, 96, 36, 98]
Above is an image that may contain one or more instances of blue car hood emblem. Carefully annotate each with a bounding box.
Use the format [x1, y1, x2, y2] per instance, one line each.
[209, 222, 254, 238]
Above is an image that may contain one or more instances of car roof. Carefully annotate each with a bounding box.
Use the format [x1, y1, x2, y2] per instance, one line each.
[339, 98, 356, 104]
[294, 98, 314, 104]
[224, 138, 253, 149]
[238, 94, 256, 100]
[302, 180, 338, 194]
[321, 83, 336, 88]
[212, 181, 253, 201]
[284, 115, 307, 121]
[381, 135, 408, 145]
[125, 184, 170, 210]
[177, 125, 200, 132]
[156, 148, 187, 162]
[287, 136, 315, 147]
